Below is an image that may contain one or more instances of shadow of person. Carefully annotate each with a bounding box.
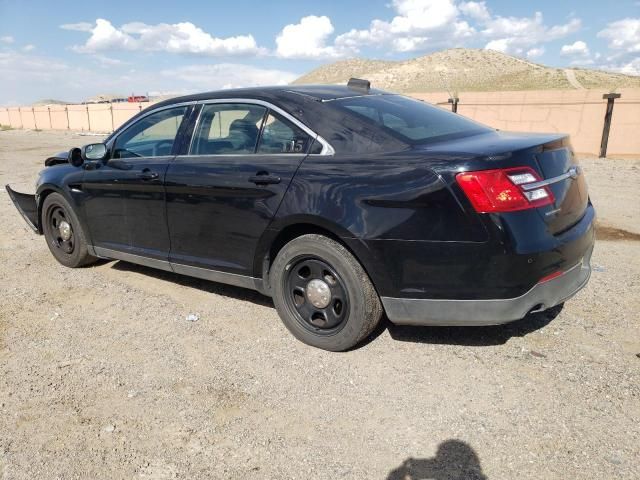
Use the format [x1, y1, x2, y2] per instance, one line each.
[387, 440, 487, 480]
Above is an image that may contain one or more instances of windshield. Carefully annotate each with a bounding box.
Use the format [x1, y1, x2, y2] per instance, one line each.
[332, 95, 491, 144]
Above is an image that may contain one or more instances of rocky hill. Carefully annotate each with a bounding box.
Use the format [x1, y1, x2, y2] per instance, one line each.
[293, 48, 640, 92]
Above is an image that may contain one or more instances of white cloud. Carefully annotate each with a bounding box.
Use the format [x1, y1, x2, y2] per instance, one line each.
[60, 22, 94, 32]
[482, 13, 580, 56]
[459, 1, 490, 22]
[331, 1, 578, 56]
[560, 40, 590, 57]
[0, 48, 298, 104]
[275, 15, 346, 59]
[599, 57, 640, 75]
[163, 64, 298, 89]
[335, 0, 474, 53]
[64, 18, 264, 56]
[387, 0, 460, 32]
[597, 18, 640, 53]
[22, 44, 36, 52]
[0, 35, 14, 44]
[527, 47, 545, 59]
[0, 50, 74, 103]
[596, 18, 640, 75]
[616, 58, 640, 75]
[92, 54, 126, 67]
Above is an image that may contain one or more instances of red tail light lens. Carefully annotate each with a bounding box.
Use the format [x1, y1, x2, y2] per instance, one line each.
[538, 270, 564, 284]
[456, 167, 554, 213]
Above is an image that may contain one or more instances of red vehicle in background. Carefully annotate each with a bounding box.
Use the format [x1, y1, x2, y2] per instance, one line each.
[127, 95, 148, 103]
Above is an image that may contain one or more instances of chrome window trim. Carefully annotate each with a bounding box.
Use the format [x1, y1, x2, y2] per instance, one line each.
[521, 166, 582, 191]
[177, 153, 308, 159]
[193, 98, 335, 156]
[321, 93, 389, 103]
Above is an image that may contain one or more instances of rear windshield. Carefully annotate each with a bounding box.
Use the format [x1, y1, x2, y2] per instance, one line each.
[332, 95, 491, 144]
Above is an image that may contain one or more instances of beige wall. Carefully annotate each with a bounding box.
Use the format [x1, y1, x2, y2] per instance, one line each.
[412, 88, 640, 157]
[1, 90, 639, 157]
[49, 105, 69, 130]
[0, 102, 152, 133]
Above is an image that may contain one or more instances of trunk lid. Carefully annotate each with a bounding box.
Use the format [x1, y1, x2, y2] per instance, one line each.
[532, 143, 588, 234]
[416, 131, 589, 234]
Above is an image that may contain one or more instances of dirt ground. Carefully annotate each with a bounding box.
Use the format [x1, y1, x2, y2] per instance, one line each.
[1, 129, 639, 480]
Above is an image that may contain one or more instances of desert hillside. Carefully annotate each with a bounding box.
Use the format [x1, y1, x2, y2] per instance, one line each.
[293, 48, 640, 92]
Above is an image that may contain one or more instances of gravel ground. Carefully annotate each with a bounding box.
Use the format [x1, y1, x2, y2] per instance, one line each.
[1, 130, 639, 480]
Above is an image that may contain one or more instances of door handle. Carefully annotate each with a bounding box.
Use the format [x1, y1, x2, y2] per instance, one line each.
[249, 172, 281, 185]
[138, 169, 159, 180]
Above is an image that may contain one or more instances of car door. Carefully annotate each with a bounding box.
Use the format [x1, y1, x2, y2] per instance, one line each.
[82, 105, 191, 264]
[165, 101, 315, 279]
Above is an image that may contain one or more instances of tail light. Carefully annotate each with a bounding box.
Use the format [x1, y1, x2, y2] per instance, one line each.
[456, 167, 554, 213]
[538, 270, 564, 284]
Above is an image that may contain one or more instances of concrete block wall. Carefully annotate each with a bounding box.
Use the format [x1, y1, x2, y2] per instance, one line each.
[1, 89, 639, 157]
[412, 88, 640, 157]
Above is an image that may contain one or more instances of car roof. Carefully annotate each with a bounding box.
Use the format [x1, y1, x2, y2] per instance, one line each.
[153, 84, 390, 108]
[110, 83, 408, 155]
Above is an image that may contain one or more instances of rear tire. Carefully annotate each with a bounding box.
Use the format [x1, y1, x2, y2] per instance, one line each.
[42, 192, 97, 268]
[270, 234, 382, 351]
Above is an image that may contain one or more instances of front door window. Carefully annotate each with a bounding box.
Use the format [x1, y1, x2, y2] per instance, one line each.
[113, 106, 188, 159]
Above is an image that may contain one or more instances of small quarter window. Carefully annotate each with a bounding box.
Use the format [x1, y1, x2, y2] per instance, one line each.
[309, 139, 324, 154]
[257, 113, 311, 154]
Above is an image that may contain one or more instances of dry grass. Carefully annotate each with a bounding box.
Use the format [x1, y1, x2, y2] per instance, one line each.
[293, 48, 640, 93]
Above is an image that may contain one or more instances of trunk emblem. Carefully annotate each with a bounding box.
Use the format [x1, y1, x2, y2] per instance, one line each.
[568, 166, 580, 179]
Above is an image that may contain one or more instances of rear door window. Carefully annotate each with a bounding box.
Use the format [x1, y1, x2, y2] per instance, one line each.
[191, 103, 267, 155]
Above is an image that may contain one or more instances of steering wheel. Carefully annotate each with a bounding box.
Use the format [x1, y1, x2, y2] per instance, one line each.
[113, 148, 143, 159]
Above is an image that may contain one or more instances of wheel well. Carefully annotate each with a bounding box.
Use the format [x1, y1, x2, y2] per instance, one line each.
[268, 224, 345, 266]
[261, 223, 364, 294]
[36, 188, 56, 233]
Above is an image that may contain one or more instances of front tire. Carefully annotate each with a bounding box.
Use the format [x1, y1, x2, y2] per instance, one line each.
[271, 234, 383, 351]
[42, 192, 97, 268]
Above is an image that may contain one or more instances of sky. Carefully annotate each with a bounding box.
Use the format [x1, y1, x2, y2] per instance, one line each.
[0, 0, 639, 105]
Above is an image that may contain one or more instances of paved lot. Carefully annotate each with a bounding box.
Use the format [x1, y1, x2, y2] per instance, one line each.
[1, 130, 639, 479]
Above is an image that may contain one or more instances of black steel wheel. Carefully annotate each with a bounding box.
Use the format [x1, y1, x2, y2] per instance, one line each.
[271, 234, 383, 351]
[42, 192, 97, 268]
[284, 257, 350, 334]
[47, 205, 75, 254]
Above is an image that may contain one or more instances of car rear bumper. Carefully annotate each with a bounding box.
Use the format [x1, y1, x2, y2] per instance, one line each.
[5, 185, 39, 233]
[382, 244, 592, 326]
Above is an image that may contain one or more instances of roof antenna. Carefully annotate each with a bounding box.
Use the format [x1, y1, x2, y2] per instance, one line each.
[347, 78, 370, 94]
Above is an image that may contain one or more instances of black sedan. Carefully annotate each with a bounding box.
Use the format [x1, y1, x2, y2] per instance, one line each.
[6, 80, 595, 351]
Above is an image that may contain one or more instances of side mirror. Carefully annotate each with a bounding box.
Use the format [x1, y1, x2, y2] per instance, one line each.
[67, 147, 83, 167]
[81, 143, 108, 162]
